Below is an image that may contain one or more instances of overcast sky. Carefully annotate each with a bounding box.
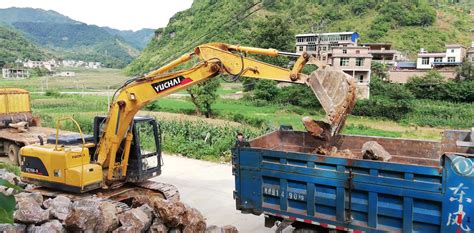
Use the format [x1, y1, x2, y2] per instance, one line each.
[0, 0, 194, 31]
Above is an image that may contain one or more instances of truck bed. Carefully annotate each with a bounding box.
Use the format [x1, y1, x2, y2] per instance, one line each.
[250, 130, 442, 167]
[0, 126, 76, 145]
[233, 130, 474, 232]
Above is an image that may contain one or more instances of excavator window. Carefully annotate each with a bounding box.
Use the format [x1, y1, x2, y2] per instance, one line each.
[136, 120, 158, 156]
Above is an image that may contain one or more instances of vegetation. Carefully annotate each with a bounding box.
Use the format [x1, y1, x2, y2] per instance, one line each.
[187, 78, 220, 117]
[126, 0, 472, 75]
[103, 27, 155, 50]
[0, 179, 19, 223]
[406, 70, 474, 102]
[0, 26, 47, 67]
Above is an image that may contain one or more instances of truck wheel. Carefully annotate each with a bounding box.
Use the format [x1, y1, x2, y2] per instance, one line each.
[7, 144, 20, 166]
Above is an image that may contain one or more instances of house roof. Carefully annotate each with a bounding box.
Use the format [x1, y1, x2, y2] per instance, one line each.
[418, 53, 445, 57]
[397, 62, 417, 69]
[295, 32, 357, 37]
[445, 44, 465, 48]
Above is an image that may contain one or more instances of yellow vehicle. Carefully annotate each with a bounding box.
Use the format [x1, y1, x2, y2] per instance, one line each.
[0, 88, 66, 165]
[19, 43, 356, 199]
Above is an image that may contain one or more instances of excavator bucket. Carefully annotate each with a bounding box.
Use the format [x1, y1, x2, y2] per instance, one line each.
[303, 69, 357, 140]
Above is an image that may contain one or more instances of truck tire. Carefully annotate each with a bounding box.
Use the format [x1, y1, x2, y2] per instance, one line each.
[7, 143, 20, 166]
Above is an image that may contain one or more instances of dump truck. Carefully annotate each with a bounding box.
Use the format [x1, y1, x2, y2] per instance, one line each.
[232, 128, 474, 232]
[0, 88, 65, 165]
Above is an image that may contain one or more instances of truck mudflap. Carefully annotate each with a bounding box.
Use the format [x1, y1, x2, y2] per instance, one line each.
[233, 146, 474, 232]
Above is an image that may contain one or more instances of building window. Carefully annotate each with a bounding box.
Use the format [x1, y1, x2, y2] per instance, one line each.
[322, 46, 327, 51]
[451, 49, 454, 53]
[422, 57, 429, 65]
[358, 75, 364, 83]
[340, 58, 349, 66]
[434, 57, 442, 62]
[355, 50, 360, 54]
[448, 57, 455, 62]
[343, 49, 347, 54]
[299, 46, 303, 52]
[356, 58, 364, 66]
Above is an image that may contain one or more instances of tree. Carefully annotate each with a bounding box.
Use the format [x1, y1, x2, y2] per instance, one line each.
[253, 80, 279, 101]
[371, 62, 388, 81]
[406, 70, 444, 99]
[187, 78, 220, 118]
[457, 61, 474, 81]
[245, 16, 293, 91]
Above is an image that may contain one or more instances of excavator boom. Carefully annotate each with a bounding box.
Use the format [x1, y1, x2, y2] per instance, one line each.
[20, 42, 357, 192]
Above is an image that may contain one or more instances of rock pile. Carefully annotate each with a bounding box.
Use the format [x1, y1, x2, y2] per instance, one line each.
[0, 170, 238, 233]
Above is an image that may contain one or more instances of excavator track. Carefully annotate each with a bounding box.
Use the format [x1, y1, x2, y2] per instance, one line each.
[134, 180, 180, 202]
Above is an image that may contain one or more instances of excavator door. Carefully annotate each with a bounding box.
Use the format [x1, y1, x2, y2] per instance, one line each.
[93, 116, 162, 183]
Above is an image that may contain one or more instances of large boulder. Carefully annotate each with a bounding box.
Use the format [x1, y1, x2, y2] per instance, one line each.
[95, 201, 119, 232]
[114, 206, 152, 233]
[27, 220, 65, 233]
[43, 196, 72, 221]
[182, 208, 206, 233]
[0, 223, 26, 233]
[152, 199, 187, 228]
[149, 218, 168, 233]
[15, 192, 43, 205]
[362, 141, 392, 161]
[14, 195, 50, 224]
[64, 199, 100, 231]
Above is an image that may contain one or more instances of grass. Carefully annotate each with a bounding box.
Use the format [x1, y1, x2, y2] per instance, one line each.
[28, 92, 452, 141]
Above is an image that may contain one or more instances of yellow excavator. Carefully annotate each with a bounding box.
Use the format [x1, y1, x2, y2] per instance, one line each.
[19, 42, 356, 200]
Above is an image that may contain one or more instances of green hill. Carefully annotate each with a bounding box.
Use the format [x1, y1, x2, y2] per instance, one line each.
[126, 0, 473, 75]
[0, 26, 47, 67]
[0, 7, 78, 25]
[102, 27, 155, 49]
[0, 7, 143, 68]
[12, 22, 139, 68]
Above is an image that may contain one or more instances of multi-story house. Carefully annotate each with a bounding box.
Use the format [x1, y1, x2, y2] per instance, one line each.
[295, 32, 359, 57]
[416, 45, 466, 69]
[360, 43, 406, 66]
[328, 46, 372, 99]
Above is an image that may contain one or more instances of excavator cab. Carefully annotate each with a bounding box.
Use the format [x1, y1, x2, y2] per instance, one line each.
[92, 116, 162, 183]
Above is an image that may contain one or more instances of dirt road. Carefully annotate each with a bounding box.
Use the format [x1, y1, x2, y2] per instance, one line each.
[151, 154, 274, 233]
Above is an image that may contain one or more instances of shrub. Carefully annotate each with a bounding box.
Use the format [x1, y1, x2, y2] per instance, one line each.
[353, 96, 412, 121]
[44, 90, 62, 98]
[253, 80, 279, 101]
[276, 85, 321, 109]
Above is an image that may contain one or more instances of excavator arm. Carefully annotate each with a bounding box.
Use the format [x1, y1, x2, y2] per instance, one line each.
[96, 42, 356, 183]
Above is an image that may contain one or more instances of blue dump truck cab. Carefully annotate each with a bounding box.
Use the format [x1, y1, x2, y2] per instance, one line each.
[233, 129, 474, 232]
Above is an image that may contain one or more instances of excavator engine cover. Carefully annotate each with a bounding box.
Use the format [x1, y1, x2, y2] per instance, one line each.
[304, 70, 357, 140]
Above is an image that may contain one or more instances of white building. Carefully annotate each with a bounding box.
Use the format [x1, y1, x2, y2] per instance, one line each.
[416, 45, 466, 69]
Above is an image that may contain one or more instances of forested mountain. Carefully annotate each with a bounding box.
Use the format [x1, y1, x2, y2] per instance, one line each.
[0, 7, 152, 68]
[102, 27, 155, 49]
[0, 26, 47, 67]
[0, 7, 78, 25]
[126, 0, 473, 75]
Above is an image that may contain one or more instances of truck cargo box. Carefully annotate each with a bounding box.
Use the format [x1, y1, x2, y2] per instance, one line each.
[0, 88, 32, 127]
[233, 129, 474, 232]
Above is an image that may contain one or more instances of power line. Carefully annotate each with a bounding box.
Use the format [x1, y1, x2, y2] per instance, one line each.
[148, 0, 267, 73]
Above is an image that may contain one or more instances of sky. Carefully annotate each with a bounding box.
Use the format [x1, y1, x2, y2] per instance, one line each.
[0, 0, 194, 31]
